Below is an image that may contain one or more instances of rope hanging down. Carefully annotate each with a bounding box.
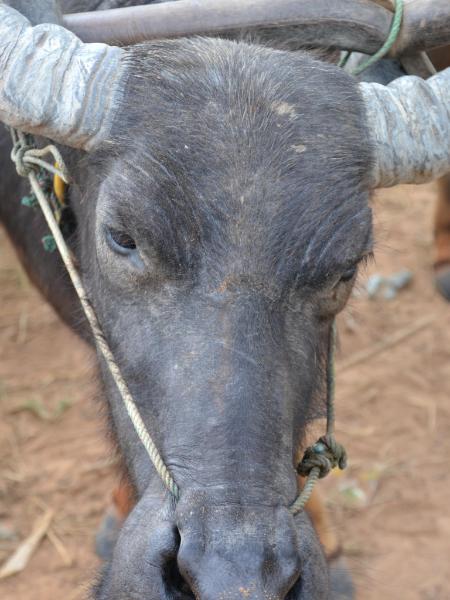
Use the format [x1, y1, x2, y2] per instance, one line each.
[10, 130, 347, 512]
[10, 129, 179, 500]
[291, 322, 347, 514]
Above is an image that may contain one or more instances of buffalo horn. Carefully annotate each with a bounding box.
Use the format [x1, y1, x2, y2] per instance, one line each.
[0, 4, 125, 151]
[360, 68, 450, 188]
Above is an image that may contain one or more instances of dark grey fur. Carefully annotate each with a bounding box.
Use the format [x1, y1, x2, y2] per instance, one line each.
[0, 2, 374, 598]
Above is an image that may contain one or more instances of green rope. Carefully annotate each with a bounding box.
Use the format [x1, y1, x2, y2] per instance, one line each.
[338, 50, 352, 70]
[41, 234, 56, 253]
[326, 321, 337, 437]
[292, 0, 403, 513]
[339, 0, 404, 76]
[21, 195, 38, 208]
[18, 155, 73, 252]
[290, 321, 347, 515]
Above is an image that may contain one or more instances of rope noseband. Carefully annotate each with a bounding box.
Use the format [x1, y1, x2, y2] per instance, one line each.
[10, 129, 346, 512]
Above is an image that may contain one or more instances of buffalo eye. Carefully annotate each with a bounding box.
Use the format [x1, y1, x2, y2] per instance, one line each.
[339, 266, 357, 284]
[107, 228, 137, 254]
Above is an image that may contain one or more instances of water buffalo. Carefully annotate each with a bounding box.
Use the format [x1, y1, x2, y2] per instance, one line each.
[0, 1, 449, 598]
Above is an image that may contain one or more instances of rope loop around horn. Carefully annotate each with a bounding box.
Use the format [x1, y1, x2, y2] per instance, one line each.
[10, 134, 35, 178]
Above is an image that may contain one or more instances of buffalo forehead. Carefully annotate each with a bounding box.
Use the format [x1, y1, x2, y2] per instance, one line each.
[103, 38, 372, 284]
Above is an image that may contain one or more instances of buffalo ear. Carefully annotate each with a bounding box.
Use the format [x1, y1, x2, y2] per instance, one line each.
[0, 3, 126, 151]
[360, 68, 450, 188]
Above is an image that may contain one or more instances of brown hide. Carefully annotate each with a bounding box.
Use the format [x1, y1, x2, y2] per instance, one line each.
[430, 48, 450, 269]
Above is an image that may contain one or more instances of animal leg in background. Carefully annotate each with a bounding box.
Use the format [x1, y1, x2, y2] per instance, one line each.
[303, 482, 341, 559]
[95, 477, 135, 560]
[433, 174, 450, 300]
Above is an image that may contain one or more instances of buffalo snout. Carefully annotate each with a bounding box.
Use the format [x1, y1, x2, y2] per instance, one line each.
[177, 509, 300, 599]
[174, 490, 327, 600]
[96, 490, 329, 600]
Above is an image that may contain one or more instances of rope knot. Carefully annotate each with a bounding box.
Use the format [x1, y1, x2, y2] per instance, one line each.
[9, 128, 72, 184]
[297, 434, 347, 479]
[11, 139, 36, 177]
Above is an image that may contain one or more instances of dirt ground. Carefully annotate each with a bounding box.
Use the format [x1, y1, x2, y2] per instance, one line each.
[0, 182, 449, 600]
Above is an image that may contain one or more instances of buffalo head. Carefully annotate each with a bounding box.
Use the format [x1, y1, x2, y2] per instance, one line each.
[1, 3, 449, 598]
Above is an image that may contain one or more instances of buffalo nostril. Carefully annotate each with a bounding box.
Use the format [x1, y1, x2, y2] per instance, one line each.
[177, 539, 302, 600]
[286, 574, 303, 600]
[174, 501, 307, 600]
[261, 552, 301, 596]
[163, 557, 195, 599]
[162, 529, 195, 599]
[269, 555, 302, 599]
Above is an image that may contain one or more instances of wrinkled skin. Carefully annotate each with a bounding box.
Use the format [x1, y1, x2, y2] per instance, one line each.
[0, 4, 374, 598]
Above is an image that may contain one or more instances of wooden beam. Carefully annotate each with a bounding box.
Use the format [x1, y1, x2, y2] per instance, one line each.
[63, 0, 392, 54]
[62, 0, 450, 57]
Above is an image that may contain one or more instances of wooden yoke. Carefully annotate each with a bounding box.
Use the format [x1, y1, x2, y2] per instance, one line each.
[63, 0, 450, 57]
